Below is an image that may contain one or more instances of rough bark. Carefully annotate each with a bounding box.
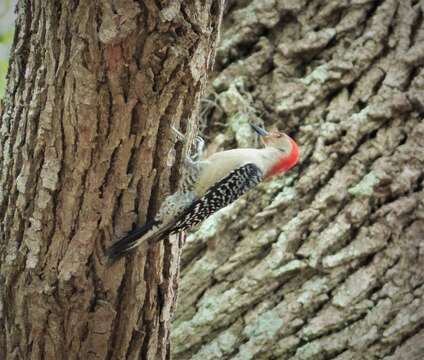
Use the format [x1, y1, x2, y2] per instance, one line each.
[0, 1, 223, 359]
[173, 1, 424, 359]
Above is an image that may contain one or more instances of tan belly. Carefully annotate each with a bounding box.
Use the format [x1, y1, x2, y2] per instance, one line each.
[193, 148, 266, 196]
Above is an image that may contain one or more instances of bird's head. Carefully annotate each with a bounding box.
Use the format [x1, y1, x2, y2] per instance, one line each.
[250, 123, 300, 177]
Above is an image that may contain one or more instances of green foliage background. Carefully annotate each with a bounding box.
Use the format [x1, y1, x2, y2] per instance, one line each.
[0, 0, 16, 98]
[0, 31, 13, 97]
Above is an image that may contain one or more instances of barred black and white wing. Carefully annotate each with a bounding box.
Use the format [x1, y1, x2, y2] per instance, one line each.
[106, 163, 263, 262]
[170, 163, 263, 233]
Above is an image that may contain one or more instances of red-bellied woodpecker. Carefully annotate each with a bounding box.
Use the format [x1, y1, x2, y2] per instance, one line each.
[106, 124, 300, 262]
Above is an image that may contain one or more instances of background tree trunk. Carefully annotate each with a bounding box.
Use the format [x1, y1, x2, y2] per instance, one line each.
[0, 1, 223, 359]
[173, 1, 424, 359]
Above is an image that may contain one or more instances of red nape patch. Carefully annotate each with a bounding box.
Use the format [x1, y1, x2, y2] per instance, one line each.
[265, 138, 300, 179]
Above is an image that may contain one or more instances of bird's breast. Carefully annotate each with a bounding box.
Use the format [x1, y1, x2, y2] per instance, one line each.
[193, 148, 275, 196]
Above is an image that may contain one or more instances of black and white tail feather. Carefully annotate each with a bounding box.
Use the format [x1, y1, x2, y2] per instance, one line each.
[106, 163, 263, 262]
[105, 220, 160, 261]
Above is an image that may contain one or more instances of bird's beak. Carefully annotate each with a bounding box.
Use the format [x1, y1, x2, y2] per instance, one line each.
[250, 123, 269, 136]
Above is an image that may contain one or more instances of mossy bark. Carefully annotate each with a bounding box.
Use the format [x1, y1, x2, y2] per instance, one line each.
[173, 1, 424, 359]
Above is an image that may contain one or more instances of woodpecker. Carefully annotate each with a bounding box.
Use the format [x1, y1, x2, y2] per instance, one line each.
[106, 124, 300, 262]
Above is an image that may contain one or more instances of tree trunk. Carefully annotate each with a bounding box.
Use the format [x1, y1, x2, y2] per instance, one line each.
[173, 1, 424, 359]
[0, 1, 223, 359]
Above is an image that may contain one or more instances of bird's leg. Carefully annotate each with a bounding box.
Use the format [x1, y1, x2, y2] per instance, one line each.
[181, 137, 205, 192]
[171, 125, 204, 161]
[171, 125, 205, 191]
[171, 125, 187, 143]
[192, 136, 205, 161]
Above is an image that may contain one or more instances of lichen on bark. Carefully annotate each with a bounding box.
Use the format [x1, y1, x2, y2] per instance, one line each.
[173, 0, 424, 359]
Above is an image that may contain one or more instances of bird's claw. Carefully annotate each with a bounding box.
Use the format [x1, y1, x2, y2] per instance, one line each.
[193, 136, 205, 158]
[171, 125, 204, 159]
[171, 125, 186, 142]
